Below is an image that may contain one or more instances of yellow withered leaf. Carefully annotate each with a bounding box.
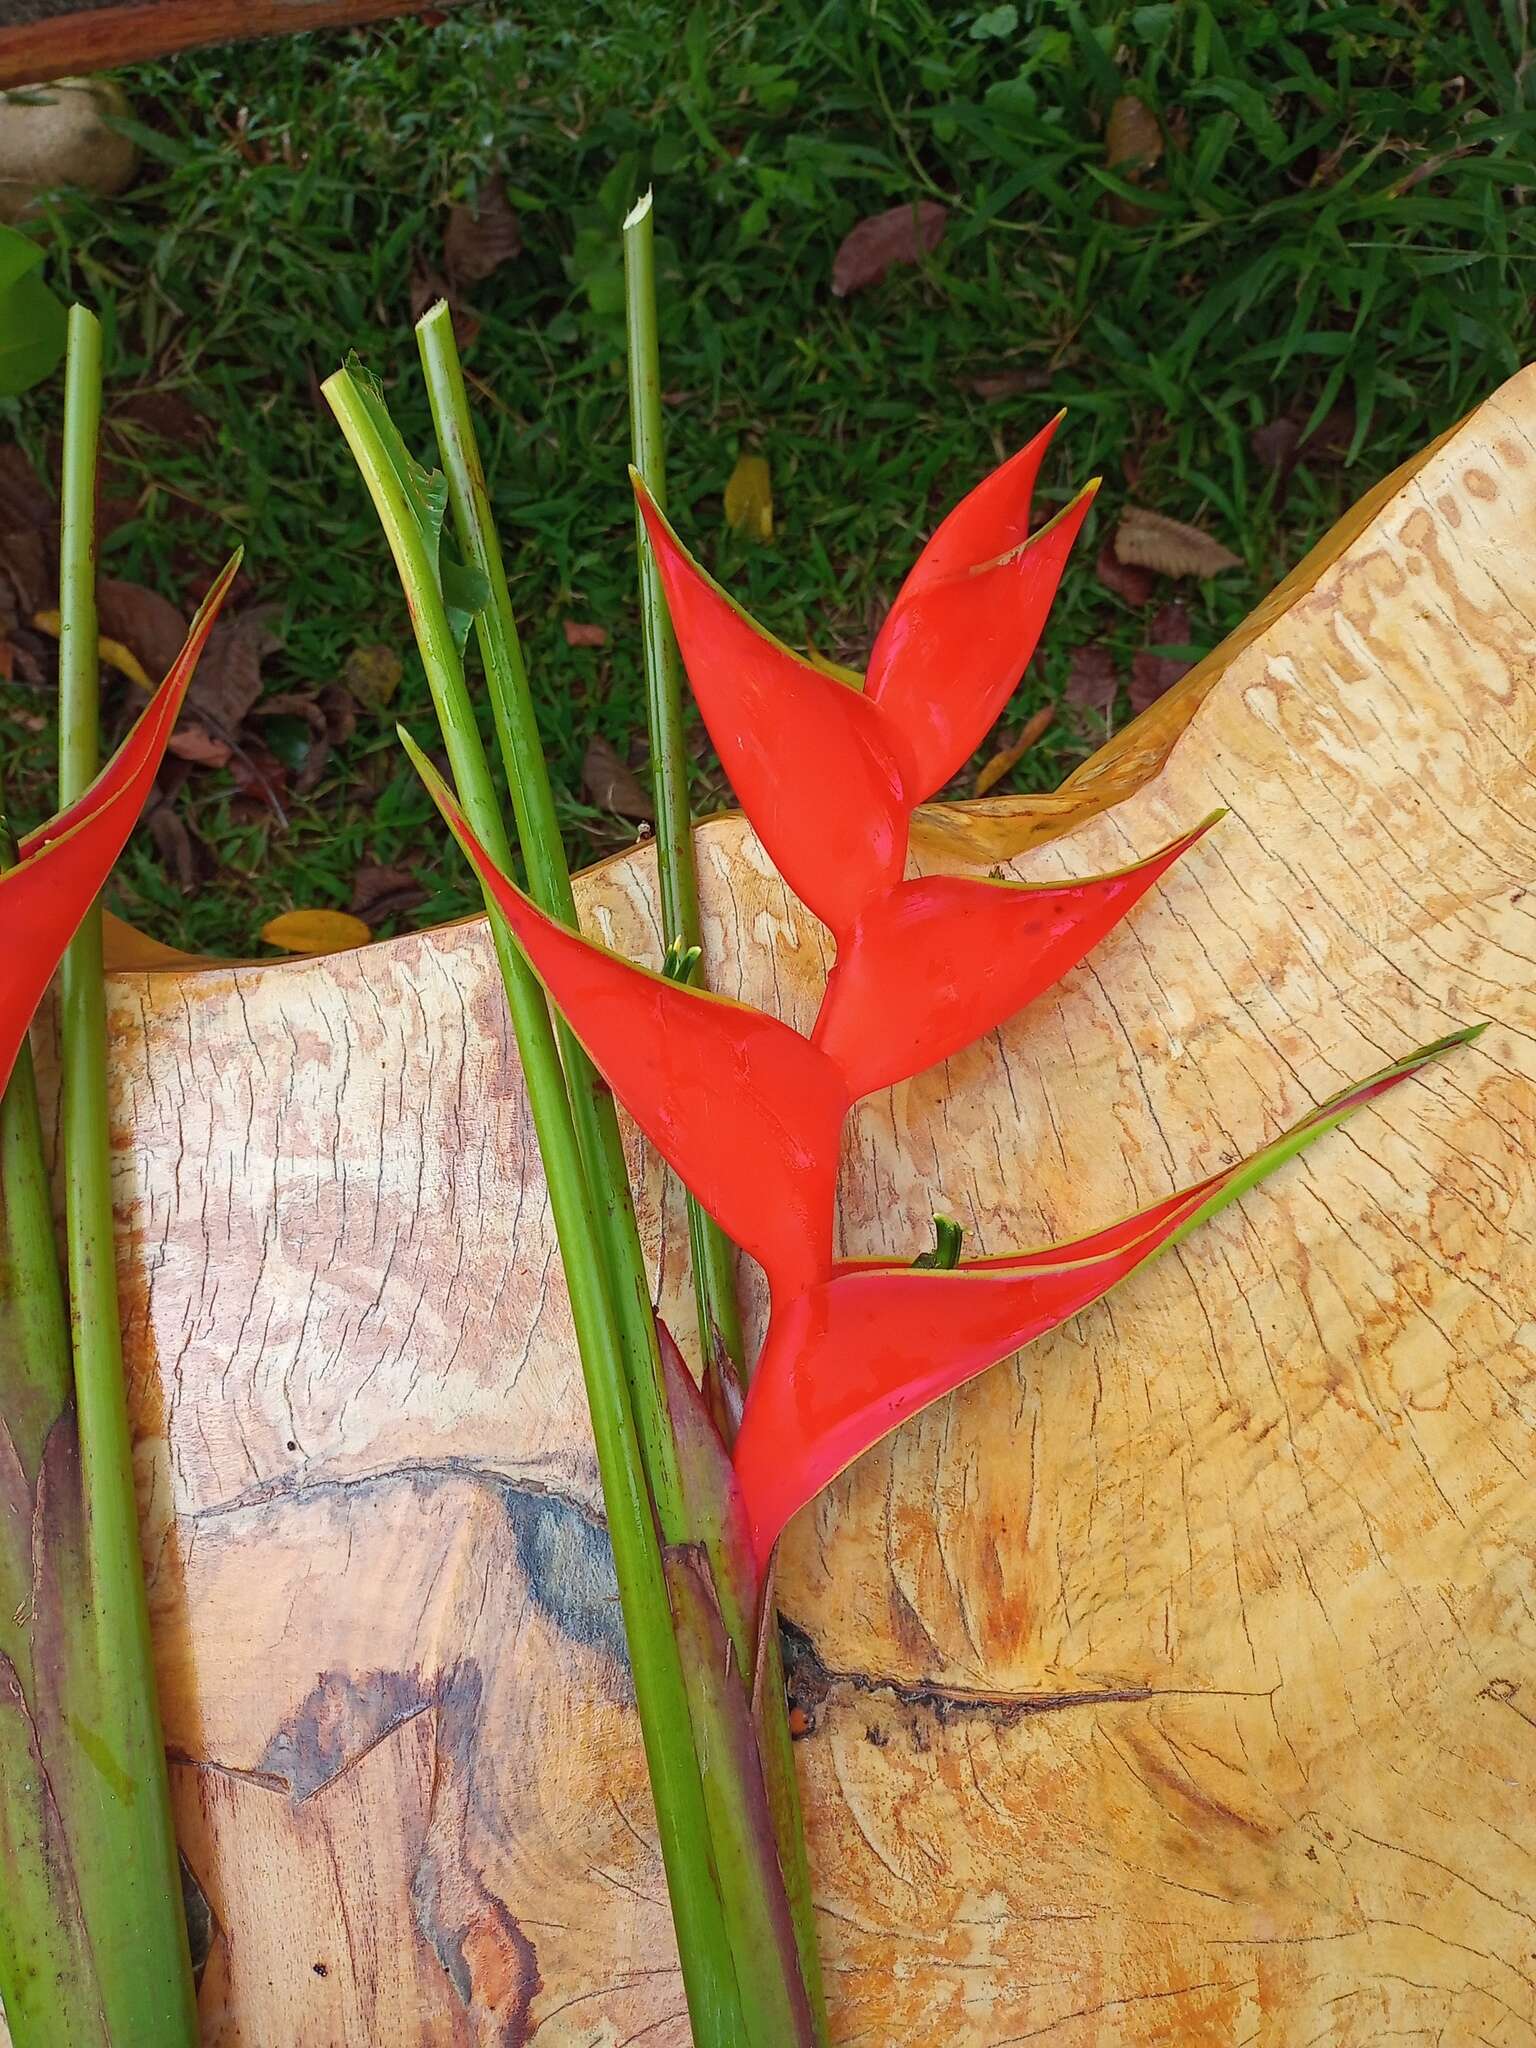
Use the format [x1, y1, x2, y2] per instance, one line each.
[259, 909, 372, 956]
[724, 452, 773, 542]
[32, 609, 155, 693]
[972, 704, 1054, 796]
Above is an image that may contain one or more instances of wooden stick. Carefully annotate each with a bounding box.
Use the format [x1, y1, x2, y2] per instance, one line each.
[0, 0, 469, 91]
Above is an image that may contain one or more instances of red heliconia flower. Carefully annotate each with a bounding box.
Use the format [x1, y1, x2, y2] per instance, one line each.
[730, 1031, 1480, 1568]
[412, 424, 1483, 1587]
[0, 555, 241, 1101]
[404, 743, 848, 1301]
[810, 815, 1222, 1101]
[634, 480, 907, 940]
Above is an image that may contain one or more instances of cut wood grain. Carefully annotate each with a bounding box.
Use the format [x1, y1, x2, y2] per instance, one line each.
[6, 373, 1535, 2044]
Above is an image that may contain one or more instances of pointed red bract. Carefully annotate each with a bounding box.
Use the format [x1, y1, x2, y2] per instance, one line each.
[812, 816, 1221, 1100]
[866, 480, 1097, 803]
[633, 477, 908, 938]
[0, 556, 241, 1101]
[888, 413, 1062, 594]
[733, 1029, 1480, 1565]
[410, 750, 849, 1300]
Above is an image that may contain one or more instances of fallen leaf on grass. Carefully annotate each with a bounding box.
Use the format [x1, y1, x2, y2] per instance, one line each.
[97, 577, 188, 678]
[166, 725, 231, 768]
[1251, 405, 1358, 497]
[409, 268, 480, 352]
[0, 445, 52, 532]
[343, 642, 403, 708]
[1064, 645, 1118, 715]
[444, 174, 523, 285]
[175, 604, 284, 771]
[1116, 506, 1240, 578]
[582, 734, 653, 821]
[259, 908, 371, 955]
[144, 802, 208, 892]
[563, 619, 608, 649]
[350, 861, 427, 924]
[0, 528, 47, 617]
[1105, 94, 1164, 175]
[831, 200, 947, 297]
[724, 452, 773, 542]
[1105, 94, 1166, 225]
[31, 608, 155, 693]
[1096, 537, 1155, 607]
[973, 704, 1054, 795]
[1129, 598, 1196, 714]
[969, 368, 1049, 402]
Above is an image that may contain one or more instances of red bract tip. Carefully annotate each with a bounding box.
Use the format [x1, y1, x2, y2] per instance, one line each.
[0, 555, 241, 1101]
[811, 815, 1222, 1100]
[732, 1026, 1481, 1566]
[889, 413, 1063, 594]
[632, 474, 908, 939]
[406, 741, 850, 1300]
[866, 477, 1098, 804]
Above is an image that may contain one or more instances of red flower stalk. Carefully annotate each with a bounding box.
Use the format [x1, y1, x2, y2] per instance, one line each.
[0, 555, 240, 1100]
[414, 425, 1482, 1589]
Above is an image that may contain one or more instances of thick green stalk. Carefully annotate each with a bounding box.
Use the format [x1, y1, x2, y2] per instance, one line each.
[621, 190, 745, 1378]
[0, 793, 105, 2048]
[415, 303, 686, 1543]
[623, 189, 829, 2041]
[413, 306, 818, 2044]
[324, 364, 746, 2047]
[53, 304, 199, 2041]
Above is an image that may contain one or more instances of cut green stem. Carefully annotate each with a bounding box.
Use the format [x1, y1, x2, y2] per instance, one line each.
[622, 188, 745, 1380]
[324, 361, 748, 2047]
[49, 302, 198, 2043]
[414, 301, 688, 1546]
[622, 190, 828, 2043]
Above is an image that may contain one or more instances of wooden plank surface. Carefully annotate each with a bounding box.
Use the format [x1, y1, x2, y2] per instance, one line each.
[10, 370, 1536, 2043]
[0, 1, 466, 91]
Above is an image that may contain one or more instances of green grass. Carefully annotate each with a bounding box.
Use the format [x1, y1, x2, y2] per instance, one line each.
[3, 0, 1533, 952]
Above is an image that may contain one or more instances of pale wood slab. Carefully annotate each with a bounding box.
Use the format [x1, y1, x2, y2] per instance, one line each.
[10, 373, 1536, 2045]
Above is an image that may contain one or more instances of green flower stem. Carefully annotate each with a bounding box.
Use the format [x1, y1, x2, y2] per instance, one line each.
[54, 303, 199, 2042]
[623, 188, 830, 2044]
[324, 362, 747, 2048]
[622, 189, 745, 1379]
[414, 303, 686, 1542]
[0, 787, 101, 2048]
[413, 304, 819, 2046]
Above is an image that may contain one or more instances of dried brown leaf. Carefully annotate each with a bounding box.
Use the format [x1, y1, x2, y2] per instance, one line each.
[144, 804, 200, 891]
[0, 446, 52, 533]
[187, 604, 283, 731]
[563, 619, 608, 649]
[1064, 645, 1118, 714]
[96, 578, 187, 679]
[1105, 95, 1164, 174]
[0, 529, 48, 618]
[973, 704, 1054, 796]
[409, 269, 480, 352]
[1116, 506, 1241, 579]
[166, 725, 232, 768]
[444, 174, 523, 285]
[831, 200, 947, 297]
[1095, 536, 1155, 607]
[582, 735, 654, 822]
[350, 862, 427, 925]
[968, 369, 1049, 402]
[1129, 649, 1193, 714]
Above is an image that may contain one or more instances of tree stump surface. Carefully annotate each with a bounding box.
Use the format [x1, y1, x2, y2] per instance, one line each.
[9, 373, 1536, 2044]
